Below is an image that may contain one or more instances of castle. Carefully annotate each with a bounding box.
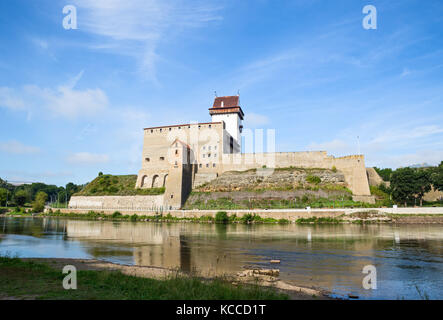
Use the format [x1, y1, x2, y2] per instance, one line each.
[136, 95, 374, 209]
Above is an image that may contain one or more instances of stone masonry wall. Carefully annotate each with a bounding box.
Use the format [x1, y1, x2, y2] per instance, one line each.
[69, 195, 165, 211]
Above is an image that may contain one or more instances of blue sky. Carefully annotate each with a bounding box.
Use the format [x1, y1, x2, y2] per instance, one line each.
[1, 0, 442, 186]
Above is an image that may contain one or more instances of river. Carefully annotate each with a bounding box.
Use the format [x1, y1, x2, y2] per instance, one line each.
[1, 216, 442, 299]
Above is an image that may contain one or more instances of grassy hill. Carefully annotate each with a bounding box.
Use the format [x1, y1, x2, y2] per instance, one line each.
[74, 174, 164, 196]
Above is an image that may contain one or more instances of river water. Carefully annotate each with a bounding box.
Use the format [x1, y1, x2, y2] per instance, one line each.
[1, 216, 442, 299]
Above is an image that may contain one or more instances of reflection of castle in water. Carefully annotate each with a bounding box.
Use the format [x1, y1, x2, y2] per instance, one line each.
[65, 220, 243, 275]
[64, 220, 443, 278]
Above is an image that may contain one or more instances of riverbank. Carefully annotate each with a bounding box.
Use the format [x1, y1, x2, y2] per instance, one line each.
[0, 257, 328, 300]
[4, 207, 443, 224]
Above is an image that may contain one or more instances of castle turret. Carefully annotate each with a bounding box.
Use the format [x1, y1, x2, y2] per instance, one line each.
[209, 95, 244, 151]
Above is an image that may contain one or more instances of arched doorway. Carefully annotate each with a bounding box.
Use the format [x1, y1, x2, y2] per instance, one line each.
[141, 175, 148, 188]
[152, 175, 160, 188]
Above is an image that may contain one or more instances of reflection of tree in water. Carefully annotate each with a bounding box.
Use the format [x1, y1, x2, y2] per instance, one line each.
[0, 217, 69, 240]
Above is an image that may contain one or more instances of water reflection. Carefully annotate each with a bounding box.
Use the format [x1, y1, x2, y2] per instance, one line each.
[1, 217, 442, 299]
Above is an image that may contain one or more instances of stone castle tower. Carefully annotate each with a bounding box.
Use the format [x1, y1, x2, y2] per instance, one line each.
[135, 95, 375, 209]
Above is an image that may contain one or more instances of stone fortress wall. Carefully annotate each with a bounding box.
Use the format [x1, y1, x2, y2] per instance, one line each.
[69, 95, 375, 210]
[69, 195, 164, 211]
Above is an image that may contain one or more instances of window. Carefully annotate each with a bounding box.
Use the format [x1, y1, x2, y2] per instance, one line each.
[209, 125, 211, 128]
[208, 153, 211, 158]
[160, 157, 165, 161]
[169, 127, 172, 131]
[171, 194, 174, 199]
[174, 161, 177, 165]
[203, 154, 205, 158]
[213, 163, 216, 168]
[214, 146, 217, 150]
[206, 164, 209, 168]
[208, 146, 211, 151]
[175, 150, 178, 155]
[199, 164, 202, 168]
[151, 130, 153, 133]
[160, 128, 162, 132]
[214, 153, 217, 157]
[203, 146, 206, 150]
[145, 157, 150, 162]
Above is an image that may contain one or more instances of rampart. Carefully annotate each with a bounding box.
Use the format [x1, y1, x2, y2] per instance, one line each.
[69, 195, 165, 211]
[220, 152, 372, 198]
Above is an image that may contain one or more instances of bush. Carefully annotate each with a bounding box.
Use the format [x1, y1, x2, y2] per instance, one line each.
[32, 191, 48, 213]
[130, 214, 138, 222]
[240, 213, 254, 224]
[112, 211, 122, 218]
[278, 218, 290, 224]
[215, 211, 229, 224]
[306, 175, 321, 184]
[331, 166, 337, 173]
[32, 201, 45, 213]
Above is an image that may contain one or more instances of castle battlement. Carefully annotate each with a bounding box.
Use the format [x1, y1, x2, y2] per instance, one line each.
[135, 96, 374, 209]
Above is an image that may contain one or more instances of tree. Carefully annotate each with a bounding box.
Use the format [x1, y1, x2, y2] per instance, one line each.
[32, 191, 48, 213]
[374, 167, 393, 182]
[414, 169, 432, 206]
[390, 168, 417, 206]
[0, 188, 7, 206]
[431, 161, 443, 192]
[14, 190, 29, 206]
[66, 182, 81, 202]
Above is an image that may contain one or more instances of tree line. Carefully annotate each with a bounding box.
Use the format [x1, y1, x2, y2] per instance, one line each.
[0, 178, 84, 212]
[374, 161, 443, 207]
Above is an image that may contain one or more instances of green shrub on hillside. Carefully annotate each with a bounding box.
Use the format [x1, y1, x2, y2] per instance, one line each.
[74, 174, 165, 196]
[306, 175, 321, 184]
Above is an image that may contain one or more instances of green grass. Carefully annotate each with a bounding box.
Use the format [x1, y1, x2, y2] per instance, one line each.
[0, 256, 288, 300]
[73, 174, 165, 196]
[295, 217, 342, 224]
[185, 195, 372, 210]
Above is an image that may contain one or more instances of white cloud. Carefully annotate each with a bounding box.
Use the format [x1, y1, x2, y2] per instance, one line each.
[245, 113, 269, 127]
[0, 140, 40, 155]
[369, 125, 443, 145]
[72, 0, 223, 82]
[0, 87, 25, 110]
[306, 139, 354, 156]
[0, 72, 109, 119]
[67, 152, 109, 165]
[385, 150, 443, 168]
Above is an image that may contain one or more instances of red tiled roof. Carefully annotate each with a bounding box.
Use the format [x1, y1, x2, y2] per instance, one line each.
[212, 96, 240, 108]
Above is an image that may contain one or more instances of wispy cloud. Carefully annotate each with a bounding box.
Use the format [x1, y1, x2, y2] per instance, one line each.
[72, 0, 223, 83]
[0, 140, 40, 155]
[0, 87, 25, 110]
[244, 112, 270, 127]
[0, 71, 108, 119]
[66, 152, 109, 165]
